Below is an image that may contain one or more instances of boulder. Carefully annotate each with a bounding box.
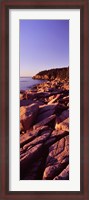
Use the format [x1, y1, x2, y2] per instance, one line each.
[55, 109, 69, 124]
[20, 143, 43, 179]
[43, 157, 69, 180]
[23, 130, 51, 151]
[53, 164, 69, 180]
[55, 118, 69, 131]
[39, 103, 58, 114]
[43, 135, 69, 180]
[44, 130, 69, 148]
[33, 114, 56, 130]
[27, 92, 50, 99]
[55, 104, 69, 115]
[20, 125, 49, 147]
[36, 109, 55, 123]
[48, 94, 60, 104]
[44, 137, 57, 147]
[20, 99, 33, 107]
[20, 103, 39, 131]
[51, 129, 68, 138]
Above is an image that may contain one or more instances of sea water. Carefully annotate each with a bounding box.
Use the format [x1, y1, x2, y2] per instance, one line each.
[20, 77, 45, 91]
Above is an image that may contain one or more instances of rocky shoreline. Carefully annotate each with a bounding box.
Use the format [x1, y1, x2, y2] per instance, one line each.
[20, 72, 69, 180]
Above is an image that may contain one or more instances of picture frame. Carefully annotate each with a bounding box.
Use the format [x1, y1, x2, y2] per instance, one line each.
[0, 0, 88, 199]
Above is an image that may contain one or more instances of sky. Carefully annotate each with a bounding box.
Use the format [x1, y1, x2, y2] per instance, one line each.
[20, 20, 69, 77]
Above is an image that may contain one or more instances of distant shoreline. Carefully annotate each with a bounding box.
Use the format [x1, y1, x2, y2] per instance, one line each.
[20, 76, 32, 78]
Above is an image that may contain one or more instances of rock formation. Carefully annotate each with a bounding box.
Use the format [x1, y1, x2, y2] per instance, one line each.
[20, 67, 69, 180]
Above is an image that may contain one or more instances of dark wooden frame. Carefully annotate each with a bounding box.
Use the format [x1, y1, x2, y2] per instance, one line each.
[0, 0, 88, 199]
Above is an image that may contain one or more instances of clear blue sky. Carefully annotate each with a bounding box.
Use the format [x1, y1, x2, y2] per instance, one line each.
[20, 20, 69, 77]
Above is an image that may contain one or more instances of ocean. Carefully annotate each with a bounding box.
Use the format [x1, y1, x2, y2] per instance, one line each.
[20, 77, 45, 91]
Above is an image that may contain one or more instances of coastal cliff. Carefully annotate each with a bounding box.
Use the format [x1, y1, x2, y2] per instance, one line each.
[32, 67, 69, 81]
[20, 67, 69, 180]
